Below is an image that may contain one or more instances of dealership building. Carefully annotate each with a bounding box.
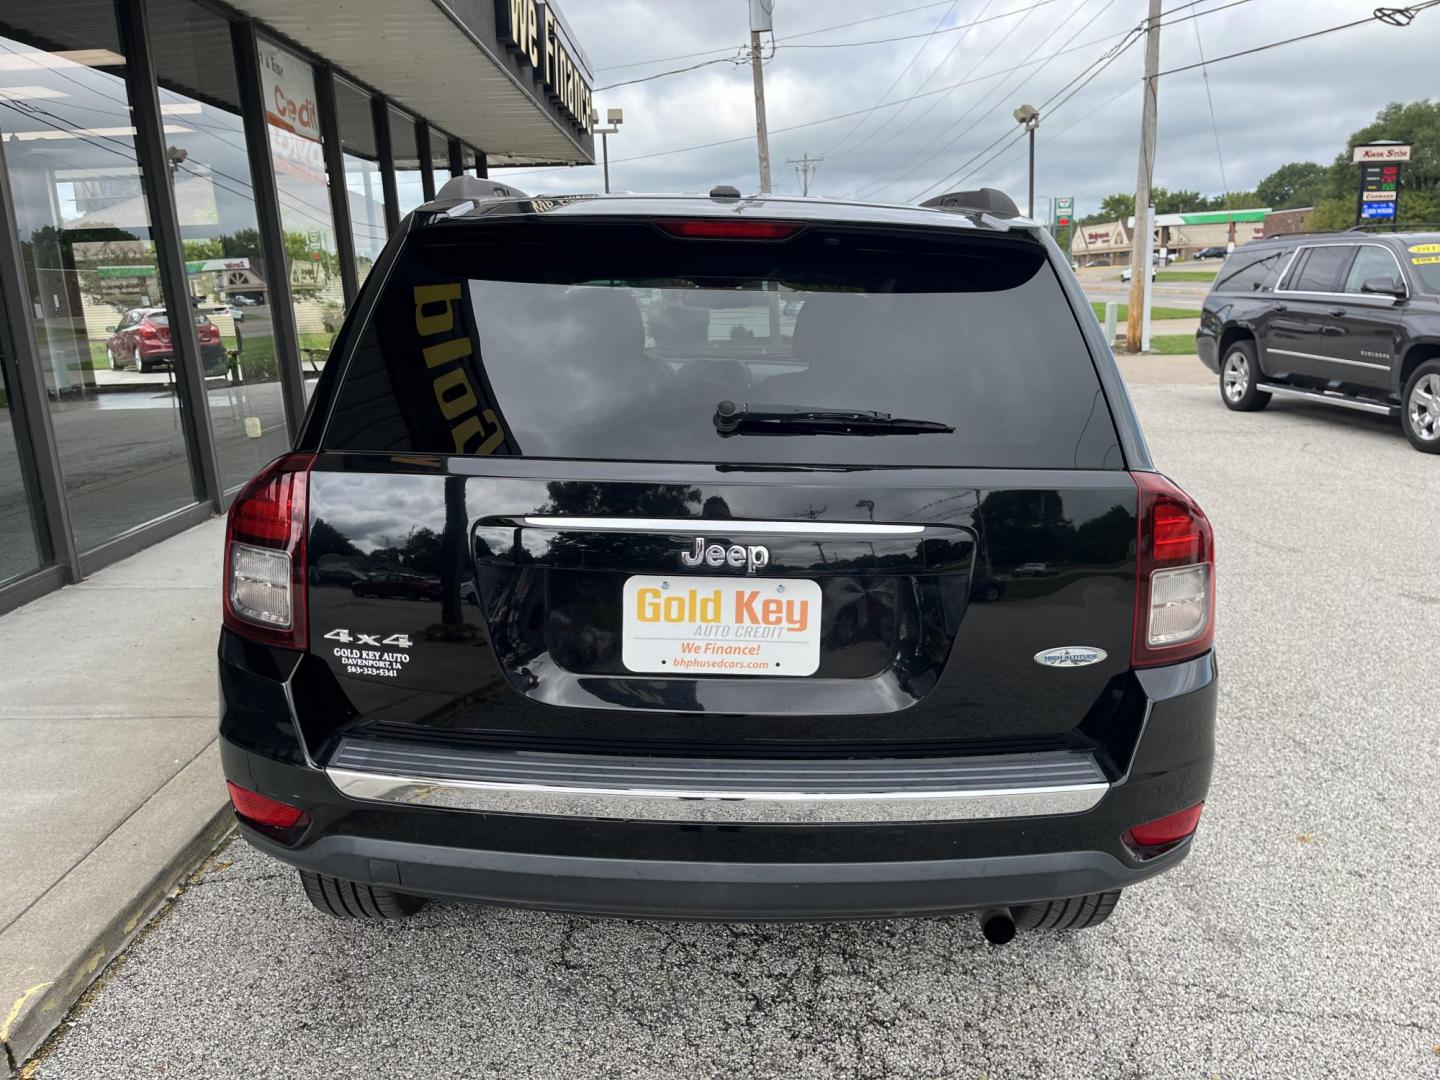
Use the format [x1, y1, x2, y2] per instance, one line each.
[1072, 208, 1272, 266]
[0, 0, 594, 612]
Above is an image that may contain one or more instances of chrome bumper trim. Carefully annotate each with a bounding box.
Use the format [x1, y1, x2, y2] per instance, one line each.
[326, 768, 1109, 824]
[520, 516, 923, 536]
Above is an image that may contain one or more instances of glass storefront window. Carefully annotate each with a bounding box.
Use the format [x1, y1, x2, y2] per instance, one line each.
[388, 106, 424, 217]
[431, 127, 456, 184]
[0, 9, 199, 551]
[0, 314, 47, 586]
[256, 35, 340, 395]
[149, 0, 289, 493]
[335, 78, 386, 292]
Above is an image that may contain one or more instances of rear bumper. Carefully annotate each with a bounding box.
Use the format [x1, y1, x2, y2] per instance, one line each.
[239, 824, 1185, 920]
[1196, 325, 1220, 373]
[219, 634, 1216, 920]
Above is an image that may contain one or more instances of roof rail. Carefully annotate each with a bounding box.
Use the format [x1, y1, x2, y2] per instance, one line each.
[919, 187, 1021, 218]
[1346, 220, 1440, 233]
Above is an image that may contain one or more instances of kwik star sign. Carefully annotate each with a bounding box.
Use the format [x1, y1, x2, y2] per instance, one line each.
[1353, 143, 1412, 222]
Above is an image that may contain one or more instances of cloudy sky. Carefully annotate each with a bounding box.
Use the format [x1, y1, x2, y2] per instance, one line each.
[500, 0, 1437, 218]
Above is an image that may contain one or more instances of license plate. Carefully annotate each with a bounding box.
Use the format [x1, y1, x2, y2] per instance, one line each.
[622, 575, 822, 677]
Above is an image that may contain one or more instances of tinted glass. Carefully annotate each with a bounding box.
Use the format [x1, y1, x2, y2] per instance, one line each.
[257, 36, 342, 396]
[335, 77, 387, 291]
[1342, 245, 1403, 293]
[0, 7, 199, 550]
[151, 0, 289, 491]
[1214, 247, 1286, 293]
[324, 221, 1120, 469]
[1289, 246, 1353, 293]
[1404, 235, 1440, 293]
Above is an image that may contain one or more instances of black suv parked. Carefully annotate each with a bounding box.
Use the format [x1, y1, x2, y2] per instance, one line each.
[1196, 230, 1440, 452]
[219, 180, 1217, 941]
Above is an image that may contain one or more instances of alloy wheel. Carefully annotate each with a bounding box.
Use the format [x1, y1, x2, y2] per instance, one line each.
[1409, 373, 1440, 442]
[1223, 351, 1250, 403]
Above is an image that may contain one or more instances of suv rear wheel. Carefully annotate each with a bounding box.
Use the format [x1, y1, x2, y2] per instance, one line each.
[298, 870, 427, 919]
[1402, 360, 1440, 454]
[1220, 340, 1270, 412]
[1011, 889, 1122, 931]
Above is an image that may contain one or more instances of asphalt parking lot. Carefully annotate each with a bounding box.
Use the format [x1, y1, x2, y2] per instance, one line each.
[28, 375, 1440, 1080]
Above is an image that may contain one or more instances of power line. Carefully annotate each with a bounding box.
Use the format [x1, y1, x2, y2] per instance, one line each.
[594, 0, 1013, 73]
[830, 0, 999, 166]
[860, 0, 1113, 200]
[1191, 11, 1232, 218]
[817, 0, 959, 159]
[1155, 1, 1440, 78]
[499, 0, 1249, 183]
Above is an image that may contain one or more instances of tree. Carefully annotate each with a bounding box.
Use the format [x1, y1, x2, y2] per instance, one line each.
[1256, 162, 1328, 210]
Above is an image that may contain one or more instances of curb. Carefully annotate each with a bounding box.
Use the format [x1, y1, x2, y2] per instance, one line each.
[1, 745, 233, 1077]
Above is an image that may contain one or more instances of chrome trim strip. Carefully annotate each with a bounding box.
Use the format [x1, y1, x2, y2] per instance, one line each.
[1266, 347, 1389, 371]
[1255, 384, 1397, 416]
[326, 768, 1109, 823]
[521, 516, 925, 536]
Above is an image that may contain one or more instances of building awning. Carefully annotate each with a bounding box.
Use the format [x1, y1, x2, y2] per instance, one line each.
[223, 0, 595, 166]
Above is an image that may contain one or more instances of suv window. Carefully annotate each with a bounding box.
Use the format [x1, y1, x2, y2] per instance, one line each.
[1285, 245, 1354, 293]
[1213, 248, 1286, 293]
[1343, 245, 1404, 294]
[322, 219, 1121, 469]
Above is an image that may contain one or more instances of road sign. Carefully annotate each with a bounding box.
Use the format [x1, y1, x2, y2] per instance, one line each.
[1054, 196, 1074, 230]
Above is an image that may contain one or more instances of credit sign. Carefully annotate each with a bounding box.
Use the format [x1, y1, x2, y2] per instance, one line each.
[622, 576, 822, 676]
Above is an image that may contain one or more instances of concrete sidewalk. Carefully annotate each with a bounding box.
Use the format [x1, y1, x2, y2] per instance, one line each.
[0, 518, 231, 1074]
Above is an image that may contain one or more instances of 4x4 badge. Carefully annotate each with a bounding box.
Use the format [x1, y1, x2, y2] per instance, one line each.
[681, 537, 770, 575]
[1034, 646, 1107, 668]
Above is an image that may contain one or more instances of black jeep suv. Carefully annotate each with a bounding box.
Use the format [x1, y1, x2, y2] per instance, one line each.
[219, 180, 1216, 941]
[1196, 229, 1440, 452]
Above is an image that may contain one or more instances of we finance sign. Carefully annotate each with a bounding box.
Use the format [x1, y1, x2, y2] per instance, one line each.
[496, 0, 594, 134]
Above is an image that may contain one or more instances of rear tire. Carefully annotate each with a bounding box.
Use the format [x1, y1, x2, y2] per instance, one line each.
[298, 870, 427, 919]
[1011, 889, 1122, 931]
[1220, 340, 1270, 412]
[1401, 360, 1440, 454]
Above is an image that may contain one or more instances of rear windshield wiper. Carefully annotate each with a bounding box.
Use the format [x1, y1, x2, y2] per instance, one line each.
[713, 400, 955, 437]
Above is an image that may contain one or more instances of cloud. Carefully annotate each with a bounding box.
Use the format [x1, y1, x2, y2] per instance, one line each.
[506, 0, 1437, 217]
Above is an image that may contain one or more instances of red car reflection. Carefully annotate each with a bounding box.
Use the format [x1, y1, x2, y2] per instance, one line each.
[105, 307, 227, 374]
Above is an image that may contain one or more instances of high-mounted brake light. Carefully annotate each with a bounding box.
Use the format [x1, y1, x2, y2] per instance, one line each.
[1131, 471, 1214, 667]
[656, 218, 802, 240]
[223, 453, 315, 649]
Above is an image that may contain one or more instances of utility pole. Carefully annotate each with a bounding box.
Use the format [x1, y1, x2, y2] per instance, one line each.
[788, 153, 821, 195]
[750, 29, 772, 192]
[1126, 0, 1162, 354]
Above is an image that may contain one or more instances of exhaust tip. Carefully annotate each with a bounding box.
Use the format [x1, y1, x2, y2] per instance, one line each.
[978, 907, 1016, 945]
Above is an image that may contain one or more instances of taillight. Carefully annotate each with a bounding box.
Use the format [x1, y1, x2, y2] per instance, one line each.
[1124, 801, 1204, 857]
[138, 322, 159, 338]
[1131, 471, 1214, 667]
[656, 218, 801, 240]
[223, 453, 315, 649]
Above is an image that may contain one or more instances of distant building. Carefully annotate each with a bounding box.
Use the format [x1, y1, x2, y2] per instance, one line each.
[1072, 208, 1272, 265]
[1263, 207, 1315, 237]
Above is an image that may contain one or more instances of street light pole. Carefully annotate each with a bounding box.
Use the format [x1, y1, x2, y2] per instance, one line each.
[591, 108, 624, 194]
[1013, 104, 1040, 218]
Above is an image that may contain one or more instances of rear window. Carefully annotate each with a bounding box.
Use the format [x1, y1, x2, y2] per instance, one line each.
[1212, 247, 1287, 294]
[322, 219, 1121, 469]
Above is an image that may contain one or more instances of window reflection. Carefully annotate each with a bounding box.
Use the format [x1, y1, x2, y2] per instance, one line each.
[0, 12, 198, 550]
[0, 300, 47, 585]
[335, 77, 386, 292]
[149, 0, 289, 492]
[257, 36, 341, 396]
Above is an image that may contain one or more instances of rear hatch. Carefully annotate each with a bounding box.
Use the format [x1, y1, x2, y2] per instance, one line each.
[300, 209, 1136, 753]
